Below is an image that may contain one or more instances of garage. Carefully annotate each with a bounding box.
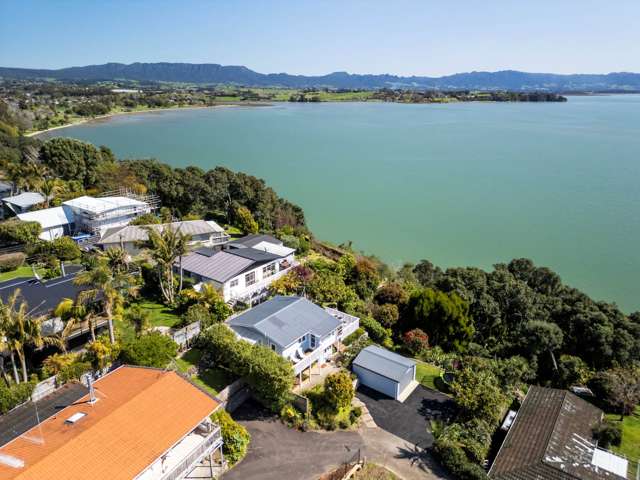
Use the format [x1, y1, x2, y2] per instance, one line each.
[352, 345, 417, 401]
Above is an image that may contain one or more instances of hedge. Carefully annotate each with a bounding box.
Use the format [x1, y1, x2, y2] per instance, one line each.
[0, 252, 26, 272]
[198, 324, 294, 411]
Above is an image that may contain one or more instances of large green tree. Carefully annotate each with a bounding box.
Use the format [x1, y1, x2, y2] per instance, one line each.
[404, 288, 474, 352]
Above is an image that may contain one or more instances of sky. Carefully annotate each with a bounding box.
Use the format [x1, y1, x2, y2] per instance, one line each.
[2, 0, 639, 76]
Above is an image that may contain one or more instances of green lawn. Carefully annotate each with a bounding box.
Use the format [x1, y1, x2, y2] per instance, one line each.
[0, 265, 44, 282]
[415, 362, 443, 391]
[175, 348, 233, 396]
[134, 300, 182, 328]
[606, 406, 640, 461]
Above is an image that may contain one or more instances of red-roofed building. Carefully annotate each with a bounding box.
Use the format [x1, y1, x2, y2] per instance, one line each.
[0, 366, 223, 480]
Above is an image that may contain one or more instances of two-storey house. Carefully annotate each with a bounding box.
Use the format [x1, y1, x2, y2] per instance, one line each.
[227, 296, 360, 383]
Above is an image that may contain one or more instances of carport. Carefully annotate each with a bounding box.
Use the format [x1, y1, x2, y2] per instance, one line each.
[352, 345, 417, 401]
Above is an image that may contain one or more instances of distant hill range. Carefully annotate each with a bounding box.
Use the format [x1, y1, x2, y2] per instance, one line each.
[1, 62, 640, 91]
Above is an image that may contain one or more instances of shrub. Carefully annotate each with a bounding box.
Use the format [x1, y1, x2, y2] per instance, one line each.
[432, 438, 488, 480]
[85, 335, 121, 370]
[349, 405, 362, 424]
[181, 303, 214, 328]
[120, 331, 178, 368]
[42, 352, 79, 377]
[372, 303, 399, 328]
[198, 325, 294, 411]
[0, 219, 41, 245]
[323, 371, 354, 412]
[0, 380, 36, 414]
[58, 361, 92, 384]
[280, 403, 306, 430]
[50, 236, 82, 261]
[403, 328, 430, 356]
[211, 409, 250, 466]
[360, 316, 392, 345]
[593, 421, 622, 448]
[130, 213, 161, 226]
[342, 327, 365, 346]
[0, 252, 26, 272]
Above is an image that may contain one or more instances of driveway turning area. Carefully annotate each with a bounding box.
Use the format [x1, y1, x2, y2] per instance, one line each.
[356, 385, 456, 448]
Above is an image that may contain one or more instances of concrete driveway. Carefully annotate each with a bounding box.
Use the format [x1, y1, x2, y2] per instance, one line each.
[223, 399, 364, 480]
[356, 385, 456, 448]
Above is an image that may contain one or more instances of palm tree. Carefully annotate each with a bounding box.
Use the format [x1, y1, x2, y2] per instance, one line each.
[103, 247, 128, 274]
[39, 178, 64, 208]
[1, 290, 63, 383]
[74, 265, 138, 344]
[54, 296, 101, 342]
[142, 226, 191, 305]
[183, 283, 224, 310]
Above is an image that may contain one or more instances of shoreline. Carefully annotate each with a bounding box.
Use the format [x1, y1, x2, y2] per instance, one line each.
[26, 102, 271, 138]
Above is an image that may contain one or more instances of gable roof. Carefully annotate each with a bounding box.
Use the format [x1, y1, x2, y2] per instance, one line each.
[229, 233, 282, 248]
[228, 296, 341, 348]
[489, 386, 627, 480]
[17, 206, 75, 229]
[0, 266, 85, 316]
[98, 219, 226, 245]
[2, 192, 45, 209]
[180, 246, 284, 283]
[353, 346, 416, 382]
[181, 250, 255, 283]
[0, 366, 220, 480]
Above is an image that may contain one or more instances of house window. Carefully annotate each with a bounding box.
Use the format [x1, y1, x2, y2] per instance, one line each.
[310, 336, 317, 349]
[298, 334, 306, 343]
[245, 271, 256, 286]
[271, 344, 276, 351]
[262, 263, 276, 278]
[230, 278, 239, 288]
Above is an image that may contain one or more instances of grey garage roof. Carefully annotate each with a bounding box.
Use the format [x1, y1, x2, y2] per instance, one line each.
[228, 296, 341, 348]
[353, 346, 416, 383]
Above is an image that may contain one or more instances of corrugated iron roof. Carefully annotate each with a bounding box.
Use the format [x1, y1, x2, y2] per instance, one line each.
[353, 346, 416, 382]
[228, 296, 341, 348]
[98, 219, 226, 245]
[17, 206, 74, 229]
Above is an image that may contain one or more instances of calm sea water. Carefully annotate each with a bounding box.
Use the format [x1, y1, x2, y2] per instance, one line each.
[44, 96, 640, 312]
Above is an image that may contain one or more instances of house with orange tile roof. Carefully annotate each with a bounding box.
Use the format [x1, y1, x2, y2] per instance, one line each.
[0, 365, 224, 480]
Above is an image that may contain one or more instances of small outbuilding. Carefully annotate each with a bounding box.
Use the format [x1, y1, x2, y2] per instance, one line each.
[352, 345, 417, 401]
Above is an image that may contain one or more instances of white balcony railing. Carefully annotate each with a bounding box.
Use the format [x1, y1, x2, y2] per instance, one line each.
[160, 425, 222, 480]
[228, 261, 298, 304]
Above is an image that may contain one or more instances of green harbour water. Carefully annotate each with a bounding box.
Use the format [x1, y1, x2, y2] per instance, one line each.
[44, 96, 640, 311]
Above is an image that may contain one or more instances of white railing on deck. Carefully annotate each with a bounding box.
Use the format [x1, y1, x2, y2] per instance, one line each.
[160, 426, 223, 480]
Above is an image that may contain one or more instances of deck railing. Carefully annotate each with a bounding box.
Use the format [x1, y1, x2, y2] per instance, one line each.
[160, 425, 223, 480]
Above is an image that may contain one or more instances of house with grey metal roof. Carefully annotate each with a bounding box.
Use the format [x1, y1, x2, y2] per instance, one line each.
[17, 206, 75, 240]
[2, 192, 45, 215]
[180, 242, 296, 304]
[489, 385, 630, 480]
[352, 346, 418, 401]
[227, 296, 359, 379]
[228, 234, 282, 249]
[97, 220, 229, 255]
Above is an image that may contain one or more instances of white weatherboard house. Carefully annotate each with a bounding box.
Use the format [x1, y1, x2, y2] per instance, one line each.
[352, 345, 418, 401]
[228, 296, 360, 381]
[179, 235, 296, 304]
[14, 192, 155, 240]
[98, 220, 230, 255]
[17, 205, 75, 240]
